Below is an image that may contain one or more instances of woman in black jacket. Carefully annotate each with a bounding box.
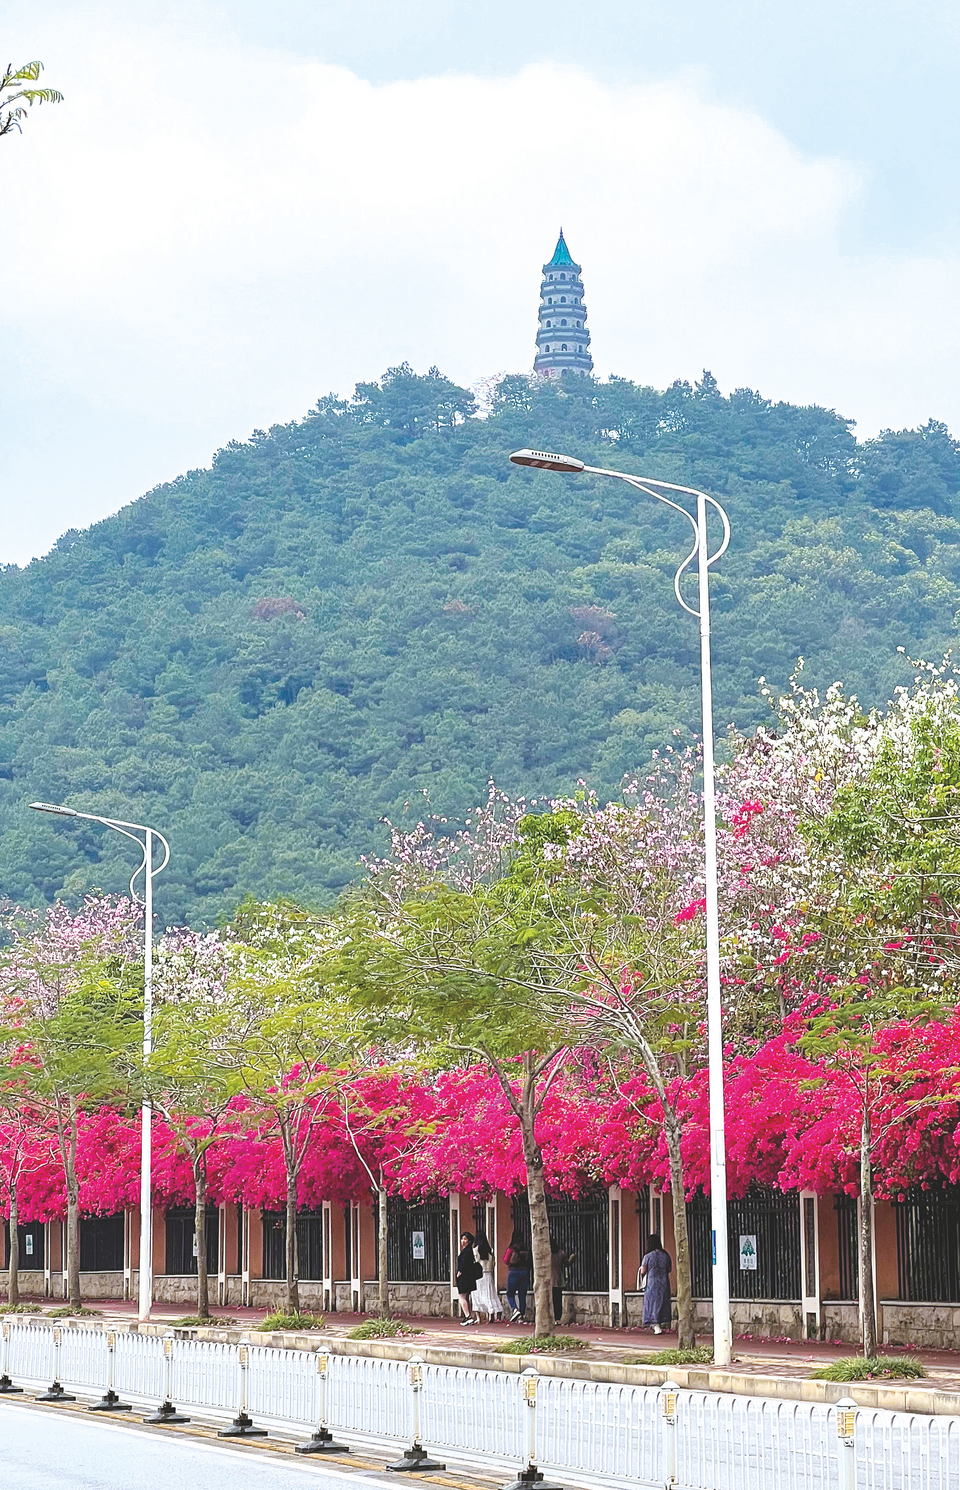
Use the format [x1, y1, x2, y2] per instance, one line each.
[456, 1231, 481, 1325]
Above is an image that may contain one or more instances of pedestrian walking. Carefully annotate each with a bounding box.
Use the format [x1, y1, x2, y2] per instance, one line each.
[456, 1231, 481, 1325]
[549, 1234, 573, 1324]
[639, 1232, 673, 1334]
[473, 1229, 503, 1322]
[504, 1231, 532, 1324]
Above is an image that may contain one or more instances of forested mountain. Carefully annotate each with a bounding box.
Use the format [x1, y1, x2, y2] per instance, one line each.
[2, 364, 960, 926]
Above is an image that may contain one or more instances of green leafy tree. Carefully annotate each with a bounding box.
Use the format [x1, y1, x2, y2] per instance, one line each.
[0, 61, 63, 137]
[149, 933, 246, 1318]
[225, 909, 367, 1313]
[337, 872, 572, 1336]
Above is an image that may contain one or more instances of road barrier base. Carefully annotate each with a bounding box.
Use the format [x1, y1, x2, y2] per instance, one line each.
[89, 1389, 131, 1413]
[387, 1442, 446, 1473]
[218, 1411, 267, 1439]
[0, 1375, 23, 1394]
[36, 1381, 76, 1403]
[502, 1465, 565, 1490]
[144, 1400, 190, 1425]
[296, 1427, 351, 1455]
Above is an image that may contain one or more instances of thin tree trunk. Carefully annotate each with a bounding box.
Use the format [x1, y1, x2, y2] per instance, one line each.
[859, 1105, 877, 1359]
[377, 1184, 388, 1317]
[279, 1117, 301, 1315]
[64, 1114, 81, 1308]
[194, 1156, 209, 1319]
[7, 1183, 19, 1306]
[664, 1110, 696, 1349]
[520, 1068, 553, 1336]
[285, 1171, 300, 1315]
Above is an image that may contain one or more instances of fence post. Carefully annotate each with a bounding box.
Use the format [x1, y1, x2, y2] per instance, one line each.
[501, 1367, 564, 1490]
[297, 1348, 350, 1454]
[218, 1342, 267, 1438]
[0, 1320, 23, 1394]
[660, 1379, 679, 1488]
[143, 1335, 190, 1424]
[36, 1325, 76, 1402]
[387, 1357, 446, 1472]
[89, 1328, 131, 1412]
[834, 1397, 857, 1490]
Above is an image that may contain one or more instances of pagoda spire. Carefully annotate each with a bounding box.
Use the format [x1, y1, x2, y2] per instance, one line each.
[534, 229, 593, 378]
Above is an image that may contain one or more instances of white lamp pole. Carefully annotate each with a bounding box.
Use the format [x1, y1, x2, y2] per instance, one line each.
[29, 802, 170, 1323]
[508, 449, 733, 1366]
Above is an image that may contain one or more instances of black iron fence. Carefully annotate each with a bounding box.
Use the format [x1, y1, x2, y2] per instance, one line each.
[262, 1208, 324, 1281]
[372, 1196, 450, 1282]
[894, 1186, 960, 1302]
[3, 1220, 44, 1269]
[80, 1213, 124, 1271]
[510, 1190, 609, 1292]
[164, 1206, 219, 1276]
[688, 1187, 800, 1299]
[835, 1194, 858, 1301]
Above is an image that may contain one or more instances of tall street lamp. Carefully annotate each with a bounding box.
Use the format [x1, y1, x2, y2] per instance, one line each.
[509, 448, 733, 1366]
[29, 802, 170, 1323]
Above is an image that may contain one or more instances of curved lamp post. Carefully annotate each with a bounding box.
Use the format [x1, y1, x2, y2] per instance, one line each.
[29, 802, 170, 1323]
[509, 448, 733, 1366]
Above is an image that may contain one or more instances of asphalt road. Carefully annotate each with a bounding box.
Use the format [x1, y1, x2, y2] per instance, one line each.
[0, 1404, 380, 1490]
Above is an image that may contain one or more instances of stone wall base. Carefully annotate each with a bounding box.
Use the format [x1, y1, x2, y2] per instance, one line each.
[692, 1299, 806, 1341]
[880, 1302, 960, 1350]
[360, 1281, 453, 1318]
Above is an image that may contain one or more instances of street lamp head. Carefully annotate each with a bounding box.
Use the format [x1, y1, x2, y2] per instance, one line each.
[509, 448, 585, 473]
[30, 801, 79, 817]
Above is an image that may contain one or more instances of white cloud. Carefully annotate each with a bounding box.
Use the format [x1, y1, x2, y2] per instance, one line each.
[3, 18, 958, 562]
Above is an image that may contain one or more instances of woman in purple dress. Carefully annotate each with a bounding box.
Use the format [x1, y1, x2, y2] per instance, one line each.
[640, 1233, 673, 1334]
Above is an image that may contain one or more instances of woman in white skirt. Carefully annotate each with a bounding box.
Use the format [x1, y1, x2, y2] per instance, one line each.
[473, 1230, 503, 1321]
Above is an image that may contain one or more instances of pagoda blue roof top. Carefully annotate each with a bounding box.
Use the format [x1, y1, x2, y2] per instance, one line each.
[545, 229, 578, 269]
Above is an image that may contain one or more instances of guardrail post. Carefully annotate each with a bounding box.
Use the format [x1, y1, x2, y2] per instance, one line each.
[218, 1342, 267, 1438]
[143, 1335, 190, 1424]
[297, 1348, 350, 1454]
[501, 1367, 564, 1490]
[89, 1329, 131, 1412]
[660, 1379, 679, 1487]
[387, 1356, 445, 1472]
[834, 1397, 857, 1490]
[36, 1325, 76, 1402]
[0, 1320, 23, 1394]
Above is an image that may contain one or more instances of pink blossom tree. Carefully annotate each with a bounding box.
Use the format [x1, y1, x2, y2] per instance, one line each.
[0, 897, 142, 1307]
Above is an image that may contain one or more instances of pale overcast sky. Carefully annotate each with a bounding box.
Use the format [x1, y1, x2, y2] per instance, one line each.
[4, 0, 960, 564]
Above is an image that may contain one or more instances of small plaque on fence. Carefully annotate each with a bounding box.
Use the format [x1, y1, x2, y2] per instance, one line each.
[739, 1235, 758, 1270]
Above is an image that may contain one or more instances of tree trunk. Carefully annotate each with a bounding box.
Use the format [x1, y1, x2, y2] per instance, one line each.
[377, 1184, 389, 1317]
[664, 1110, 696, 1349]
[859, 1106, 877, 1359]
[194, 1157, 210, 1319]
[7, 1183, 19, 1306]
[285, 1172, 300, 1315]
[520, 1069, 553, 1336]
[64, 1117, 81, 1308]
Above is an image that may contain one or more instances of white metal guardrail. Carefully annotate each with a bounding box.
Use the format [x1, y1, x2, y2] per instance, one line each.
[1, 1319, 959, 1490]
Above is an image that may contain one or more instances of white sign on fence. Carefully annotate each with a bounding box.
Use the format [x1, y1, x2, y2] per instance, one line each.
[412, 1230, 425, 1260]
[739, 1235, 758, 1270]
[24, 1235, 33, 1256]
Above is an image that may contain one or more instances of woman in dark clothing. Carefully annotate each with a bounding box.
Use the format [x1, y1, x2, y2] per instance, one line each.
[504, 1231, 532, 1324]
[639, 1232, 673, 1334]
[549, 1234, 572, 1324]
[456, 1231, 481, 1325]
